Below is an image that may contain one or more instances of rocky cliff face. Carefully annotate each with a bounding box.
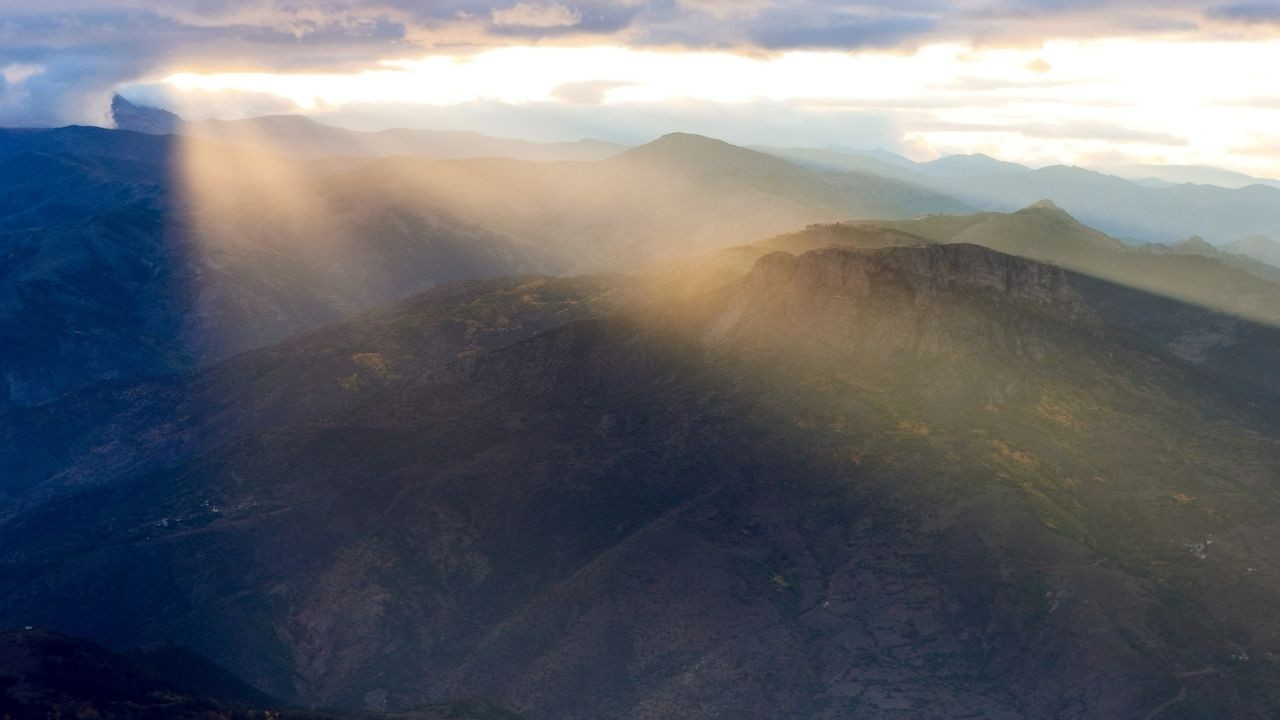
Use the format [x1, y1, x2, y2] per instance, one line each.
[111, 95, 182, 136]
[743, 243, 1084, 306]
[706, 245, 1098, 389]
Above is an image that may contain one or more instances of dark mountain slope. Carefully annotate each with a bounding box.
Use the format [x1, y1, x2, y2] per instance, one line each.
[0, 127, 553, 409]
[0, 274, 621, 504]
[4, 245, 1280, 718]
[0, 628, 519, 719]
[0, 208, 191, 408]
[0, 126, 173, 231]
[0, 629, 274, 719]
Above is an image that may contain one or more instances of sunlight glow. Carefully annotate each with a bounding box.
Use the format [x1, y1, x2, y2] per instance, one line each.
[158, 39, 1280, 174]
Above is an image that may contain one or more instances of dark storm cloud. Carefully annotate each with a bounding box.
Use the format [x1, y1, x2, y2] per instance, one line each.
[0, 1, 1261, 125]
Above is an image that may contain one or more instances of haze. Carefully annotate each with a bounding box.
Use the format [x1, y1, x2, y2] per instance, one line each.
[2, 1, 1279, 175]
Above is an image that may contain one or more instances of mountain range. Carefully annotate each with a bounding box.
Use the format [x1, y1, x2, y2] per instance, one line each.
[113, 95, 625, 162]
[759, 145, 1280, 245]
[0, 125, 968, 409]
[6, 116, 1280, 719]
[114, 95, 1280, 248]
[6, 237, 1280, 718]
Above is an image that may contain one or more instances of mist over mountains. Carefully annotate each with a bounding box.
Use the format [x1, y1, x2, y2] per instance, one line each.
[758, 144, 1280, 247]
[0, 119, 968, 409]
[114, 95, 1280, 252]
[4, 95, 1280, 720]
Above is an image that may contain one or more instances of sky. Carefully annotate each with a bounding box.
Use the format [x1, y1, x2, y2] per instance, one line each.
[2, 1, 1279, 174]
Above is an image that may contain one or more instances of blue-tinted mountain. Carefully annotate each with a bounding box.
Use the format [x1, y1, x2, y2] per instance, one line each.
[1223, 234, 1280, 268]
[918, 152, 1030, 177]
[0, 126, 551, 407]
[1097, 163, 1280, 190]
[758, 146, 1280, 243]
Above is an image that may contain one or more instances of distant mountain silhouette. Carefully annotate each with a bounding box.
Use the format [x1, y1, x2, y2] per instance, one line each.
[1223, 234, 1280, 268]
[111, 94, 623, 161]
[1096, 163, 1280, 190]
[758, 145, 1280, 243]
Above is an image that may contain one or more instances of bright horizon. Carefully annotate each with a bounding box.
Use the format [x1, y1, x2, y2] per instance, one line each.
[4, 2, 1280, 176]
[138, 38, 1280, 176]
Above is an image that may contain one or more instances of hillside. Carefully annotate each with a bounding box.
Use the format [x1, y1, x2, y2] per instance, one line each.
[0, 629, 519, 719]
[700, 203, 1280, 404]
[5, 244, 1280, 718]
[0, 129, 547, 408]
[0, 128, 971, 408]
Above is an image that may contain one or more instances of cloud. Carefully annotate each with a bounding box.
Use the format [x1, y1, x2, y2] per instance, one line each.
[1207, 2, 1280, 24]
[0, 0, 1275, 127]
[0, 1, 421, 124]
[490, 2, 581, 28]
[550, 79, 632, 105]
[750, 14, 938, 50]
[311, 96, 904, 150]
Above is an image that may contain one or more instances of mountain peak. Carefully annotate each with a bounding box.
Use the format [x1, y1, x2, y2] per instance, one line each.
[921, 153, 1030, 177]
[1026, 198, 1062, 211]
[616, 131, 796, 174]
[110, 94, 181, 135]
[1018, 199, 1085, 223]
[1173, 234, 1218, 254]
[625, 132, 740, 157]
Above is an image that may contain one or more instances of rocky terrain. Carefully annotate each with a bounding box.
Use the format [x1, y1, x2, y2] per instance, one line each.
[5, 243, 1280, 718]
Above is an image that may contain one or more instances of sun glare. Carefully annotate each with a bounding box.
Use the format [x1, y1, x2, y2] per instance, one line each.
[154, 39, 1280, 173]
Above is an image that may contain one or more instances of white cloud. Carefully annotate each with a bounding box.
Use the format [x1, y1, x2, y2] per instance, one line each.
[1, 63, 42, 84]
[145, 39, 1280, 177]
[490, 3, 582, 28]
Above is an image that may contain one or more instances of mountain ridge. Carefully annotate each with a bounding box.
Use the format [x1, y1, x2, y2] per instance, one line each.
[112, 94, 625, 162]
[6, 241, 1280, 717]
